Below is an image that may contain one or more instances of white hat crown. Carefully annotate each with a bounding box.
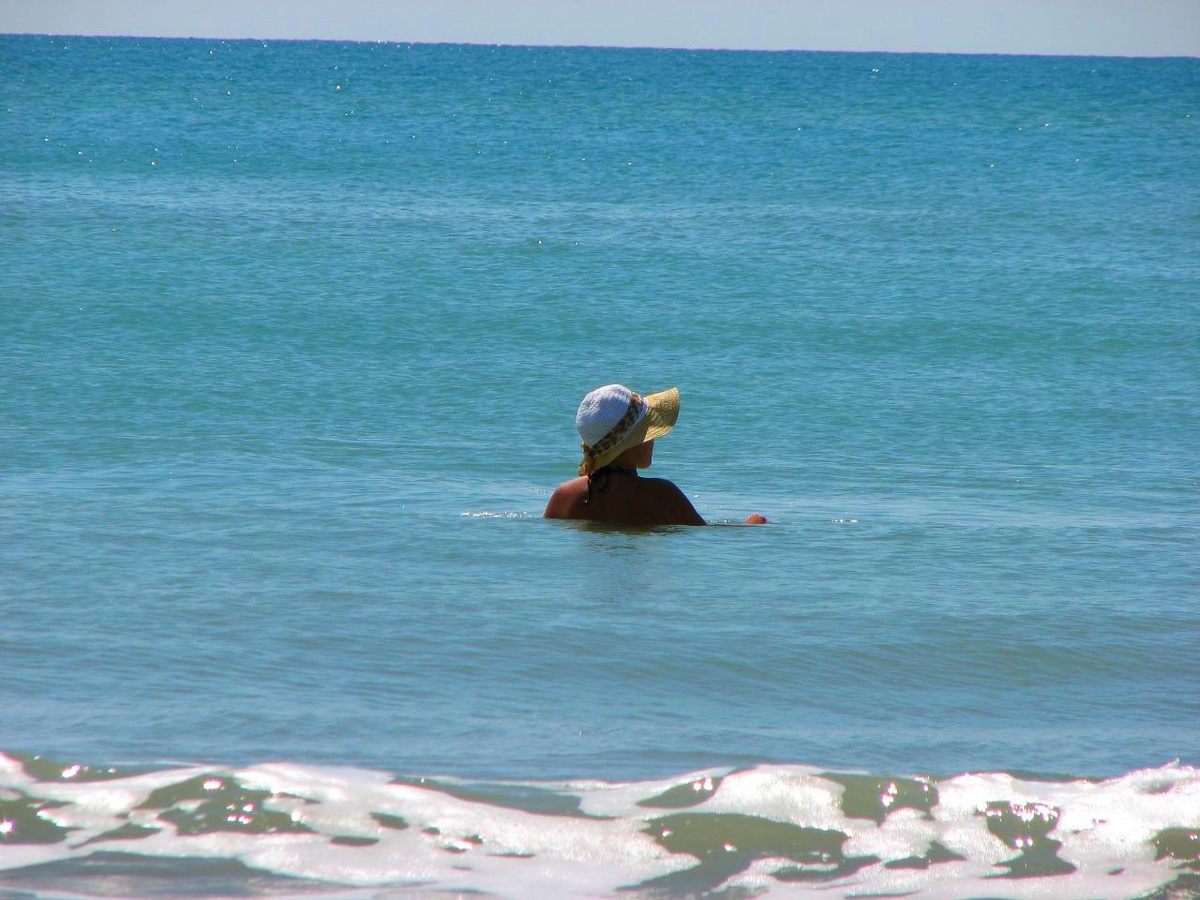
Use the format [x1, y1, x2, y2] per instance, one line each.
[575, 384, 647, 448]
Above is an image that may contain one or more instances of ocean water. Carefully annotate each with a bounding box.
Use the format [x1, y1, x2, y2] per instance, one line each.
[1, 34, 1198, 899]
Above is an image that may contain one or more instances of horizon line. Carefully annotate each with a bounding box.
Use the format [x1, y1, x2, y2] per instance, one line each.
[3, 30, 1197, 60]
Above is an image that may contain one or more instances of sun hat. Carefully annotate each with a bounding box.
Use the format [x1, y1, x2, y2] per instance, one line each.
[576, 384, 680, 476]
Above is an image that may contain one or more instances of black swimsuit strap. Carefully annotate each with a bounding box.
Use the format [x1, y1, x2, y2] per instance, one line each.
[596, 465, 637, 478]
[584, 464, 637, 503]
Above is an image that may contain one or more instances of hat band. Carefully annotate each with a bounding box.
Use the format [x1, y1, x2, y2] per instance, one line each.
[580, 392, 643, 476]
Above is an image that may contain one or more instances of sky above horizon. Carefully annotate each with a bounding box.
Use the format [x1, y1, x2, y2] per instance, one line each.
[1, 0, 1197, 57]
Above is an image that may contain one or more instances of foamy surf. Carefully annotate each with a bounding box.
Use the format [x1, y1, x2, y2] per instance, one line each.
[1, 752, 1196, 898]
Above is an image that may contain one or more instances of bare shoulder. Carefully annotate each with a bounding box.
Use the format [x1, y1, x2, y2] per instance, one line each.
[544, 477, 588, 519]
[640, 477, 706, 526]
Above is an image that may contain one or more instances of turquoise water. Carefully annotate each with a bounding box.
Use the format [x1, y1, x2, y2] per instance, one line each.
[1, 35, 1198, 898]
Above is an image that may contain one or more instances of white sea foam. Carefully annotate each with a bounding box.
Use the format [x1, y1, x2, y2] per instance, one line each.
[0, 753, 1196, 899]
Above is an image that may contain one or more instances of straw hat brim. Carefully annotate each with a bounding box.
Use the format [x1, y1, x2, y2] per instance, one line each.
[582, 387, 680, 473]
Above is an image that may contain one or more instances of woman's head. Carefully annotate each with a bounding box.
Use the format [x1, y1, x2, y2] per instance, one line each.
[575, 384, 679, 476]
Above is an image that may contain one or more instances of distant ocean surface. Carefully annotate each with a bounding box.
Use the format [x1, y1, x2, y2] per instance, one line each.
[1, 34, 1197, 899]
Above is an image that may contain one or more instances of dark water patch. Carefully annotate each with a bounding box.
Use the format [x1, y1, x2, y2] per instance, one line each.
[77, 821, 162, 846]
[633, 812, 865, 893]
[637, 774, 722, 809]
[14, 753, 132, 783]
[0, 852, 336, 897]
[393, 775, 598, 818]
[982, 801, 1076, 878]
[137, 774, 312, 836]
[0, 793, 72, 844]
[824, 773, 937, 823]
[1142, 778, 1186, 796]
[771, 853, 880, 882]
[330, 835, 378, 846]
[884, 839, 966, 869]
[370, 811, 409, 830]
[1155, 827, 1200, 870]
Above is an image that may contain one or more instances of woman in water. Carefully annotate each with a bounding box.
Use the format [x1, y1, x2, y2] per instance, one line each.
[544, 383, 766, 527]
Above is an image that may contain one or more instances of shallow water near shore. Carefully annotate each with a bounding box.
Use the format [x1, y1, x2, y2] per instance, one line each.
[2, 35, 1198, 898]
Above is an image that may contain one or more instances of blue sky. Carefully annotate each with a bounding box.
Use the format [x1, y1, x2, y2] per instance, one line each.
[1, 0, 1197, 56]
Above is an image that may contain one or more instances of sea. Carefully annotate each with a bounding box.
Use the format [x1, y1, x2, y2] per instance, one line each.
[1, 33, 1197, 900]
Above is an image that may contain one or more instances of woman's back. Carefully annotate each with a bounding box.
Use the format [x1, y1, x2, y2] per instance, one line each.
[544, 472, 705, 527]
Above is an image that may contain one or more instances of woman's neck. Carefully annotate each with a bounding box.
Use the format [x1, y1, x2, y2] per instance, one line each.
[595, 463, 638, 477]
